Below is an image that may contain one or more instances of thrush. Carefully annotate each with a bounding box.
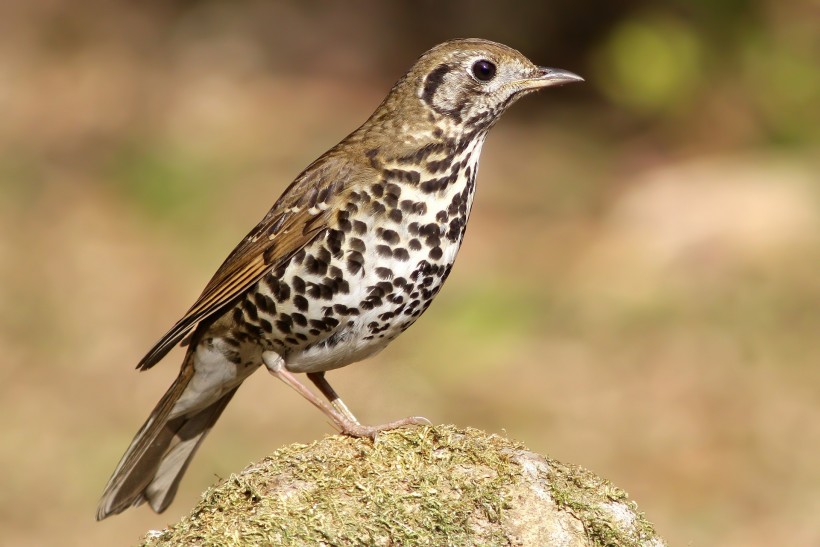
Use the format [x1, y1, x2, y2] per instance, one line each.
[96, 38, 582, 520]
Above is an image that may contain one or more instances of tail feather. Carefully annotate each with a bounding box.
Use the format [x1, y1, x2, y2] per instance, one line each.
[143, 391, 237, 514]
[96, 364, 237, 520]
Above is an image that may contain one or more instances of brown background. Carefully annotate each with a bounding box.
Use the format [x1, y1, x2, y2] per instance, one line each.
[1, 1, 819, 545]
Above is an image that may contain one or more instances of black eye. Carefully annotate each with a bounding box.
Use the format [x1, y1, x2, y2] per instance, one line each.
[472, 60, 496, 82]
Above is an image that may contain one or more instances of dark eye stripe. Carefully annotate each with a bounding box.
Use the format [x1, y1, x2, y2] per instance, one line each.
[422, 63, 451, 105]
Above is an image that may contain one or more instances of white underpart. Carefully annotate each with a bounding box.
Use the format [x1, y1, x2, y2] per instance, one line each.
[170, 338, 259, 418]
[285, 136, 487, 374]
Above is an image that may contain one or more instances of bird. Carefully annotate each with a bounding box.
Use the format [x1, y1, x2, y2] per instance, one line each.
[96, 38, 582, 520]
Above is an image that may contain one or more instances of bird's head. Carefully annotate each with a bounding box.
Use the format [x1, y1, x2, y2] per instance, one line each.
[377, 38, 582, 137]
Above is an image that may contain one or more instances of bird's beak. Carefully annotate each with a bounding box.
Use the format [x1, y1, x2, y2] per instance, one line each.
[525, 67, 584, 89]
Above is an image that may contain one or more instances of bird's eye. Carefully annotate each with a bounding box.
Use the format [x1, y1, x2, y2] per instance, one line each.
[472, 60, 496, 82]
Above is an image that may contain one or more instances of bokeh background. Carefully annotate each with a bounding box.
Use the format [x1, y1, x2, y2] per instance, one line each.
[1, 1, 818, 545]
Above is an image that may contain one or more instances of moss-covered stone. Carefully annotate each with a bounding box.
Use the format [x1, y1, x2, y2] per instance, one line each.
[141, 425, 665, 546]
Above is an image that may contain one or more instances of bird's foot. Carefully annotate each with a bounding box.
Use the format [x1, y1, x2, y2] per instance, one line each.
[335, 415, 432, 441]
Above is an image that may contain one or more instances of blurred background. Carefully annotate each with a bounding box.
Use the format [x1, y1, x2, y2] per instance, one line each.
[1, 1, 818, 545]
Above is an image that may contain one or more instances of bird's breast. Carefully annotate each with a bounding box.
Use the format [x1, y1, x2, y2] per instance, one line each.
[231, 137, 486, 373]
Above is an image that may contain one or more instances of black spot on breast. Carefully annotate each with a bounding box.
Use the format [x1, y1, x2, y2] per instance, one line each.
[421, 177, 446, 193]
[349, 237, 366, 252]
[317, 281, 334, 300]
[242, 299, 258, 321]
[426, 159, 450, 173]
[305, 254, 327, 276]
[327, 229, 345, 257]
[448, 193, 462, 216]
[336, 210, 352, 234]
[347, 251, 364, 275]
[276, 317, 292, 334]
[378, 228, 400, 245]
[385, 182, 401, 197]
[429, 247, 443, 260]
[419, 223, 440, 238]
[447, 218, 464, 242]
[384, 193, 398, 208]
[267, 278, 291, 302]
[254, 292, 276, 314]
[376, 267, 393, 279]
[292, 276, 306, 295]
[375, 245, 392, 258]
[293, 294, 309, 312]
[316, 247, 331, 265]
[353, 220, 367, 234]
[370, 201, 386, 215]
[393, 248, 410, 261]
[291, 313, 308, 327]
[383, 168, 420, 184]
[408, 238, 422, 251]
[389, 209, 403, 223]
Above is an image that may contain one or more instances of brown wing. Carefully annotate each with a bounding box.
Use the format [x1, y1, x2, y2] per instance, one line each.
[137, 154, 356, 370]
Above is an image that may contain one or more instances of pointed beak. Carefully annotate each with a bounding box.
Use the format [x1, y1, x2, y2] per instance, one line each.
[525, 66, 584, 89]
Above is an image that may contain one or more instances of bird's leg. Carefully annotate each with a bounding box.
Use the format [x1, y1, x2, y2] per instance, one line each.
[305, 370, 432, 437]
[307, 371, 361, 425]
[262, 352, 430, 440]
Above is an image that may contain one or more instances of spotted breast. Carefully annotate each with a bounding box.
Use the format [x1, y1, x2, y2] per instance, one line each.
[232, 135, 485, 374]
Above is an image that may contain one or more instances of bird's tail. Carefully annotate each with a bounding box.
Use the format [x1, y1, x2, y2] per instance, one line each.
[96, 362, 238, 520]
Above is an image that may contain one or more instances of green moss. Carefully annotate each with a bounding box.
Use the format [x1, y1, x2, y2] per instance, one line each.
[142, 426, 525, 546]
[546, 460, 660, 547]
[141, 426, 664, 546]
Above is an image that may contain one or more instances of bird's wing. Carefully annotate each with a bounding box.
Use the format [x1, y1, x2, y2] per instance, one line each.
[137, 155, 356, 371]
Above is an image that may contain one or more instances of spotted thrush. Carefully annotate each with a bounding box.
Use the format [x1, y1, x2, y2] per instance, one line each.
[96, 38, 582, 520]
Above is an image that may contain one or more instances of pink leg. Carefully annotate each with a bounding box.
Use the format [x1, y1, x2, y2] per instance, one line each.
[262, 353, 429, 440]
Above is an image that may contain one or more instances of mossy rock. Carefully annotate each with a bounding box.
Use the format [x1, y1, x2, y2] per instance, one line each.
[141, 425, 665, 546]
